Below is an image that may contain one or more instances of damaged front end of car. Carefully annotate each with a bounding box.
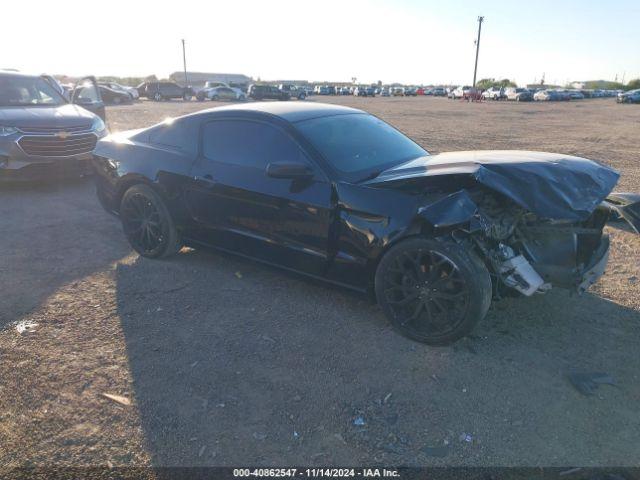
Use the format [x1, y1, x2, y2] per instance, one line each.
[368, 151, 640, 299]
[419, 188, 615, 298]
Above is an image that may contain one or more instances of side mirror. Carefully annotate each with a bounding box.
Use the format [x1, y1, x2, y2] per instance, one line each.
[266, 162, 314, 180]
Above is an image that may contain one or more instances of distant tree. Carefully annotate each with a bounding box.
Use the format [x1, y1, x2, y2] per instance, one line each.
[626, 78, 640, 90]
[476, 78, 516, 89]
[497, 78, 517, 88]
[582, 80, 624, 90]
[144, 74, 158, 82]
[476, 78, 496, 90]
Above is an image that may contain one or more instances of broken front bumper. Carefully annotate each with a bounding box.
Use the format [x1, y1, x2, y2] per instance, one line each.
[577, 235, 610, 294]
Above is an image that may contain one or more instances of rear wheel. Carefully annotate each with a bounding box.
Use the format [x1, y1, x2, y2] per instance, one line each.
[375, 238, 491, 345]
[119, 184, 181, 259]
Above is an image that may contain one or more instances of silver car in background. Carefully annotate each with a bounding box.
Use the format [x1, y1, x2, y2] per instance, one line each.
[534, 89, 561, 101]
[504, 87, 533, 101]
[0, 72, 107, 181]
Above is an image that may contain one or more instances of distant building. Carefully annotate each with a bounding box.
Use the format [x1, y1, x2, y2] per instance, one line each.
[169, 72, 253, 89]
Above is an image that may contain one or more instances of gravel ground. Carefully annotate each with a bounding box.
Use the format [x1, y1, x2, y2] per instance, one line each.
[1, 96, 639, 472]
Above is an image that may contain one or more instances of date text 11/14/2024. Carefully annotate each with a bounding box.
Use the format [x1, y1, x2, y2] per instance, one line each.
[233, 469, 400, 478]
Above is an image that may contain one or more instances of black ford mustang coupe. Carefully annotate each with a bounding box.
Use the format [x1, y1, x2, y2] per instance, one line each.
[93, 102, 640, 344]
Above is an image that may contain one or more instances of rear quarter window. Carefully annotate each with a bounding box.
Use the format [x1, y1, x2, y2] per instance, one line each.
[148, 119, 195, 153]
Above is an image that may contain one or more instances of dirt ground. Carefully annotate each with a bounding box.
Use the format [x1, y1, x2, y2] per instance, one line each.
[1, 96, 640, 472]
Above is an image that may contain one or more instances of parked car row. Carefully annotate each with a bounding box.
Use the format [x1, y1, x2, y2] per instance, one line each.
[309, 85, 429, 97]
[444, 85, 630, 103]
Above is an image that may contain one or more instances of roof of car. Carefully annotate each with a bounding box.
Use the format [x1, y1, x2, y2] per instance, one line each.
[0, 70, 41, 79]
[200, 102, 364, 123]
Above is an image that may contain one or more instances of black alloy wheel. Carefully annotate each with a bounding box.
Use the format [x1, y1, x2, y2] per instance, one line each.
[375, 238, 491, 345]
[119, 184, 181, 258]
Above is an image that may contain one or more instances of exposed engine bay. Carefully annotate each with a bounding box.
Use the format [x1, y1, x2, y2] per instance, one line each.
[410, 185, 638, 298]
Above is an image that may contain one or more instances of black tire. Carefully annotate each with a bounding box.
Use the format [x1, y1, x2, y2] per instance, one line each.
[119, 184, 181, 259]
[375, 237, 491, 345]
[196, 92, 205, 101]
[299, 93, 306, 100]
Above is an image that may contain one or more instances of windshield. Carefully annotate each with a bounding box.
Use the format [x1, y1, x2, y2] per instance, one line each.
[295, 113, 428, 182]
[0, 75, 66, 107]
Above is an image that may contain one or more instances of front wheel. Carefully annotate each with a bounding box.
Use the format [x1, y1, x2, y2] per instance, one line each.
[375, 238, 491, 345]
[119, 184, 182, 259]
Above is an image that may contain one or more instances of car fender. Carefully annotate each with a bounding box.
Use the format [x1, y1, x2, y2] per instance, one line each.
[417, 190, 477, 229]
[332, 182, 448, 284]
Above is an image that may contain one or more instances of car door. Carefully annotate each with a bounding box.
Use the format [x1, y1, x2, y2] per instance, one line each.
[185, 117, 334, 276]
[220, 88, 235, 101]
[71, 76, 105, 120]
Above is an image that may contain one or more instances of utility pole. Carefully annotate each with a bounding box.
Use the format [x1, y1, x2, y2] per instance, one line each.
[181, 39, 188, 86]
[472, 16, 484, 89]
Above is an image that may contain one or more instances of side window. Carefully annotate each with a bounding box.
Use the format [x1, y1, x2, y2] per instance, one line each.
[202, 120, 309, 170]
[148, 120, 192, 151]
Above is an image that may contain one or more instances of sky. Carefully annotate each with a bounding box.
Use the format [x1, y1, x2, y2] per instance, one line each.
[3, 0, 639, 86]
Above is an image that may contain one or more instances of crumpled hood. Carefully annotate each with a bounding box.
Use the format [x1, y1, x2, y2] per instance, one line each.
[0, 103, 95, 128]
[367, 150, 620, 221]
